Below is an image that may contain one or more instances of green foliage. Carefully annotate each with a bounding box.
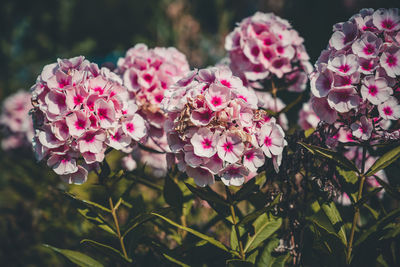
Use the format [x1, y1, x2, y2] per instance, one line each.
[43, 244, 103, 267]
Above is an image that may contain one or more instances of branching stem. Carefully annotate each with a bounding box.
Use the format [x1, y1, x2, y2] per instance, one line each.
[109, 197, 128, 259]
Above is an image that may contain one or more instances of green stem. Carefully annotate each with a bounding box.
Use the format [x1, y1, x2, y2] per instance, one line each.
[109, 197, 129, 259]
[226, 187, 245, 260]
[346, 145, 367, 264]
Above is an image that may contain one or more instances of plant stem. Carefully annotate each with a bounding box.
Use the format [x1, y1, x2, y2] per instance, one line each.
[109, 197, 128, 259]
[346, 145, 367, 264]
[226, 187, 245, 260]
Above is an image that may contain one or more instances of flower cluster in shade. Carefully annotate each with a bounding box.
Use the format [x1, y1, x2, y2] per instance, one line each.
[225, 12, 312, 92]
[0, 91, 34, 151]
[30, 56, 148, 184]
[310, 8, 400, 142]
[161, 66, 287, 187]
[117, 44, 190, 173]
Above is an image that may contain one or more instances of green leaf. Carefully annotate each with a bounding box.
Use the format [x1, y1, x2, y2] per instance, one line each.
[256, 238, 279, 267]
[354, 187, 383, 208]
[234, 173, 267, 202]
[43, 244, 103, 267]
[305, 128, 315, 138]
[151, 212, 236, 255]
[298, 142, 359, 173]
[373, 176, 400, 200]
[164, 174, 183, 208]
[238, 194, 281, 227]
[151, 241, 190, 267]
[320, 202, 347, 245]
[64, 192, 111, 213]
[77, 208, 116, 236]
[244, 214, 282, 253]
[365, 146, 400, 177]
[363, 203, 379, 220]
[307, 209, 345, 247]
[226, 259, 254, 267]
[80, 239, 132, 263]
[336, 166, 358, 184]
[122, 207, 173, 238]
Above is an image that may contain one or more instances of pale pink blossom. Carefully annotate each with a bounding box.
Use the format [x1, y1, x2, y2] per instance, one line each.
[350, 116, 373, 140]
[360, 76, 392, 105]
[372, 8, 400, 32]
[378, 97, 400, 120]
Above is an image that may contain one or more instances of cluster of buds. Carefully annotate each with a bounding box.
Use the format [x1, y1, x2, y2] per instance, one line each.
[0, 91, 34, 151]
[310, 8, 400, 142]
[225, 12, 312, 91]
[30, 56, 147, 183]
[161, 66, 287, 187]
[117, 44, 190, 173]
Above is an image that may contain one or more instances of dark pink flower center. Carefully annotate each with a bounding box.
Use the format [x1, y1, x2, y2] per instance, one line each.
[211, 96, 222, 106]
[363, 44, 375, 55]
[264, 38, 272, 46]
[383, 106, 393, 116]
[223, 142, 233, 152]
[155, 94, 164, 103]
[381, 19, 394, 30]
[56, 94, 66, 106]
[245, 152, 254, 160]
[220, 79, 231, 88]
[97, 108, 108, 120]
[339, 64, 350, 73]
[264, 136, 272, 147]
[387, 55, 397, 67]
[253, 64, 263, 73]
[75, 119, 86, 130]
[251, 46, 260, 56]
[202, 138, 212, 149]
[112, 132, 121, 141]
[273, 59, 284, 69]
[93, 87, 104, 95]
[126, 123, 135, 133]
[263, 50, 272, 60]
[74, 94, 84, 105]
[361, 60, 373, 70]
[238, 95, 247, 102]
[84, 133, 96, 143]
[277, 46, 284, 54]
[368, 85, 378, 96]
[143, 74, 153, 83]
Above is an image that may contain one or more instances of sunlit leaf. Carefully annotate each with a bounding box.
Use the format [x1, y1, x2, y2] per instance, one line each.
[77, 208, 116, 236]
[321, 202, 347, 245]
[80, 239, 132, 262]
[365, 146, 400, 177]
[64, 192, 111, 213]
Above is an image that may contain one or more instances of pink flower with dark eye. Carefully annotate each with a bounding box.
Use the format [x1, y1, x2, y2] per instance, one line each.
[205, 84, 231, 111]
[217, 132, 244, 164]
[190, 128, 219, 157]
[311, 97, 338, 124]
[360, 76, 392, 105]
[310, 69, 334, 98]
[47, 153, 78, 175]
[65, 111, 88, 138]
[257, 119, 285, 158]
[122, 114, 147, 141]
[219, 164, 249, 186]
[60, 166, 88, 184]
[243, 148, 265, 172]
[186, 166, 215, 187]
[328, 54, 359, 76]
[380, 46, 400, 78]
[351, 116, 373, 140]
[94, 99, 116, 129]
[330, 21, 358, 50]
[327, 88, 360, 113]
[351, 32, 382, 59]
[378, 97, 400, 120]
[372, 8, 400, 32]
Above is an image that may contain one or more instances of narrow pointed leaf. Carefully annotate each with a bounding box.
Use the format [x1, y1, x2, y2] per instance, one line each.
[77, 208, 116, 236]
[80, 239, 132, 263]
[238, 194, 281, 227]
[64, 192, 111, 213]
[244, 214, 282, 253]
[354, 187, 383, 208]
[151, 212, 235, 255]
[298, 142, 359, 173]
[373, 176, 400, 200]
[43, 244, 103, 267]
[320, 202, 347, 245]
[365, 146, 400, 177]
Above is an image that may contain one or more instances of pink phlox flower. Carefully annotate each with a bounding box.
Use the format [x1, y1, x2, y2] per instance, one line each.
[190, 128, 219, 158]
[372, 8, 400, 32]
[360, 76, 393, 105]
[219, 164, 249, 186]
[257, 119, 285, 158]
[217, 132, 245, 164]
[378, 96, 400, 120]
[350, 116, 373, 140]
[330, 21, 358, 50]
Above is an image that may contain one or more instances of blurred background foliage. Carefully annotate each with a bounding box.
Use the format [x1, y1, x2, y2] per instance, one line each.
[0, 0, 399, 266]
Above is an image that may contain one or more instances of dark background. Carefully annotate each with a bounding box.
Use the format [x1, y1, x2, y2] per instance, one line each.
[0, 0, 399, 266]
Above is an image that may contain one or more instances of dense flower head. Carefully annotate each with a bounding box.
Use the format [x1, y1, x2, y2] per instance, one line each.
[117, 44, 190, 172]
[225, 12, 312, 91]
[161, 66, 287, 187]
[310, 8, 400, 142]
[31, 56, 147, 184]
[0, 91, 34, 150]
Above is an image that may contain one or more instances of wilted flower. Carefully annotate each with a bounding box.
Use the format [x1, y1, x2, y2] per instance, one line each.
[31, 56, 147, 183]
[161, 66, 287, 187]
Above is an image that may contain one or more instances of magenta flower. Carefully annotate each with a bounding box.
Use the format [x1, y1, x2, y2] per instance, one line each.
[360, 76, 392, 105]
[217, 132, 244, 164]
[191, 128, 219, 158]
[378, 97, 400, 120]
[257, 118, 285, 158]
[31, 56, 148, 183]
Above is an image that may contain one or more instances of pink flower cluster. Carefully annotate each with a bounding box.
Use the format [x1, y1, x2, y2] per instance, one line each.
[310, 8, 400, 141]
[225, 12, 312, 91]
[117, 44, 190, 173]
[31, 56, 147, 184]
[161, 67, 287, 187]
[0, 91, 34, 150]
